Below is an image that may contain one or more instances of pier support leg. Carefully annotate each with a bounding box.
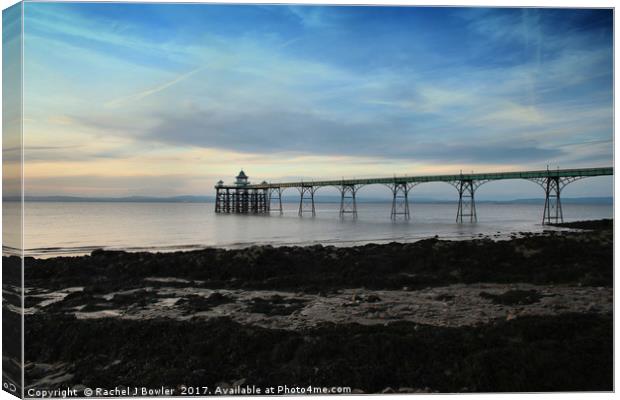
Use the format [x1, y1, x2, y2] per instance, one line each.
[240, 189, 249, 214]
[529, 173, 583, 225]
[224, 189, 231, 213]
[262, 189, 269, 213]
[250, 189, 258, 214]
[456, 179, 477, 223]
[542, 176, 563, 225]
[269, 187, 283, 215]
[339, 184, 358, 218]
[215, 188, 223, 213]
[390, 183, 412, 220]
[250, 189, 266, 214]
[298, 185, 316, 217]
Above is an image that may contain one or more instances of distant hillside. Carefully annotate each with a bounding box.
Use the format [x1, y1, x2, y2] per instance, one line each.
[12, 195, 214, 203]
[484, 197, 613, 205]
[3, 195, 613, 205]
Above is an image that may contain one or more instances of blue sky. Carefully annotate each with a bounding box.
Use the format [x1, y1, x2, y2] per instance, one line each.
[19, 3, 613, 198]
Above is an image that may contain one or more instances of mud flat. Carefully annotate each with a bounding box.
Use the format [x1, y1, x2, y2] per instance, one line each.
[7, 219, 613, 394]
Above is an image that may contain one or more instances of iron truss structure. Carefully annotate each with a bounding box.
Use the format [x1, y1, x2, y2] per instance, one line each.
[214, 167, 613, 224]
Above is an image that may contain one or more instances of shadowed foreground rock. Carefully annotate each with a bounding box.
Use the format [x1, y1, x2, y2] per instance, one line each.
[15, 220, 614, 394]
[25, 313, 612, 393]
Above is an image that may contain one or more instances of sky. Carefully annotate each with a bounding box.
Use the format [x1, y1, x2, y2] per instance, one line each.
[17, 3, 613, 199]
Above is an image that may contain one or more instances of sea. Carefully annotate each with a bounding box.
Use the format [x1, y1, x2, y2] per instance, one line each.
[2, 201, 613, 258]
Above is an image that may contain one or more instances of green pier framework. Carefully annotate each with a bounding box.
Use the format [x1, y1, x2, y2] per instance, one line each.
[214, 167, 613, 225]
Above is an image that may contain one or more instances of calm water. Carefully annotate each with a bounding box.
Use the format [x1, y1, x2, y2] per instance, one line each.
[5, 201, 613, 257]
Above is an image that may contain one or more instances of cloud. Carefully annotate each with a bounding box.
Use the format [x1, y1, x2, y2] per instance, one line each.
[145, 107, 565, 165]
[21, 5, 613, 196]
[129, 32, 610, 168]
[279, 36, 303, 49]
[105, 66, 208, 108]
[287, 6, 331, 28]
[24, 3, 193, 69]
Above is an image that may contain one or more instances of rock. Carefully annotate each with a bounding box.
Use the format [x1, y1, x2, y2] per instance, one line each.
[365, 294, 381, 303]
[480, 290, 542, 306]
[434, 293, 454, 302]
[381, 387, 395, 393]
[232, 378, 246, 386]
[72, 385, 87, 392]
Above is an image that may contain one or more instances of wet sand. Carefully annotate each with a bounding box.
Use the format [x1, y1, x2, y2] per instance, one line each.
[4, 219, 613, 394]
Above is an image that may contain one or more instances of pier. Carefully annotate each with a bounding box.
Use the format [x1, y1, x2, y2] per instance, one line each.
[214, 167, 613, 224]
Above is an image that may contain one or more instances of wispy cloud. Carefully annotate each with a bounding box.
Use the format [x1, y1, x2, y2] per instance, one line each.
[287, 6, 330, 28]
[104, 66, 207, 108]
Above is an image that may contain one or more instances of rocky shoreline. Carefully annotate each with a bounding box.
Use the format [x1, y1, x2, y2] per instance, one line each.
[5, 219, 614, 393]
